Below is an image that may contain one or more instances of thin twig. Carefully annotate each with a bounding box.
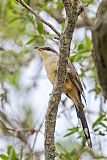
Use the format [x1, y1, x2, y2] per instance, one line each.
[16, 0, 61, 37]
[32, 119, 44, 151]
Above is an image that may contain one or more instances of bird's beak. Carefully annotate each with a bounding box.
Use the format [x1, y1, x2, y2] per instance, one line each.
[35, 46, 43, 51]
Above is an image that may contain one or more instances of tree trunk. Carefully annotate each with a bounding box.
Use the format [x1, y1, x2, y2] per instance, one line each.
[92, 0, 107, 99]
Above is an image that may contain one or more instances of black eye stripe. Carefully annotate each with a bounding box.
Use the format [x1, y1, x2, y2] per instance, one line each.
[45, 47, 51, 51]
[35, 46, 58, 54]
[43, 47, 58, 53]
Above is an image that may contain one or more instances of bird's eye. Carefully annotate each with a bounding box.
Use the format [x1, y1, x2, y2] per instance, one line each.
[45, 47, 51, 51]
[45, 47, 57, 53]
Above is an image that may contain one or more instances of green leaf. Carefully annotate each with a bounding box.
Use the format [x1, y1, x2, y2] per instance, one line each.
[76, 37, 92, 54]
[77, 130, 84, 139]
[37, 22, 44, 34]
[0, 154, 9, 160]
[69, 54, 84, 62]
[92, 114, 106, 129]
[64, 127, 79, 137]
[56, 1, 63, 9]
[77, 43, 84, 51]
[70, 37, 92, 62]
[7, 146, 18, 160]
[26, 37, 36, 45]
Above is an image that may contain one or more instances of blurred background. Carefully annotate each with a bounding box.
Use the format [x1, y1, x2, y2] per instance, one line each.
[0, 0, 107, 159]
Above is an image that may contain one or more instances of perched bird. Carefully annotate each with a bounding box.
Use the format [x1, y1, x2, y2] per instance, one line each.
[35, 46, 92, 148]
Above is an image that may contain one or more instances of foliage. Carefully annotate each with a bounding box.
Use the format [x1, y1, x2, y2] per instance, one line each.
[0, 146, 19, 160]
[0, 0, 107, 160]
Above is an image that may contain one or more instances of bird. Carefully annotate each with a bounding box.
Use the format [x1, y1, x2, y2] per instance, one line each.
[35, 46, 92, 148]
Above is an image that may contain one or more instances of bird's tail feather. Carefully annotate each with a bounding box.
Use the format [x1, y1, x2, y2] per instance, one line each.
[75, 106, 92, 148]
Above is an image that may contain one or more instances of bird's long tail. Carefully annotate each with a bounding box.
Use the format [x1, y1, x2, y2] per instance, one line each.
[66, 93, 92, 147]
[75, 105, 92, 148]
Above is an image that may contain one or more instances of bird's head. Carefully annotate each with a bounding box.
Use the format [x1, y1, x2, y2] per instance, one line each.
[35, 46, 58, 55]
[35, 46, 58, 62]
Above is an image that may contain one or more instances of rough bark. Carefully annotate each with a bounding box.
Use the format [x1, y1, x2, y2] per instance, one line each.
[45, 0, 81, 159]
[92, 0, 107, 99]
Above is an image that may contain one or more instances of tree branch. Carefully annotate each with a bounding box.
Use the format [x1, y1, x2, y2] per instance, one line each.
[45, 0, 81, 159]
[16, 0, 61, 37]
[76, 15, 94, 30]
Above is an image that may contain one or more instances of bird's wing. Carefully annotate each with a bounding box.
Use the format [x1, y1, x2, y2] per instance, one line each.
[67, 60, 84, 96]
[66, 60, 92, 148]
